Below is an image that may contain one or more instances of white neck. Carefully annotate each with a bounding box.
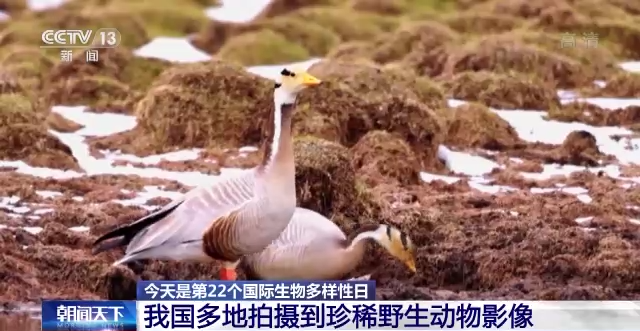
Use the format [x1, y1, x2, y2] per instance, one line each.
[346, 226, 385, 252]
[266, 89, 296, 168]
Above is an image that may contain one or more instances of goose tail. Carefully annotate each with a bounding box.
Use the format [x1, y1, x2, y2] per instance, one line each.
[92, 199, 185, 257]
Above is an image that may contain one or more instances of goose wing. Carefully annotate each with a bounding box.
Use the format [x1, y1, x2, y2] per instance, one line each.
[242, 208, 346, 279]
[93, 171, 255, 263]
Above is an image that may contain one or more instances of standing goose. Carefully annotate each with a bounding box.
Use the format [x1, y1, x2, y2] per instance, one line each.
[240, 208, 417, 280]
[92, 68, 322, 281]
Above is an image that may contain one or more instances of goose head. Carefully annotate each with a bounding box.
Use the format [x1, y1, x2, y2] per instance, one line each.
[377, 224, 417, 273]
[274, 67, 321, 105]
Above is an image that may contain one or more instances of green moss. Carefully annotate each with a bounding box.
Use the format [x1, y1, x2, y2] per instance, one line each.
[254, 16, 341, 56]
[288, 7, 399, 42]
[0, 93, 38, 127]
[120, 57, 171, 92]
[218, 30, 310, 66]
[441, 12, 524, 34]
[108, 0, 208, 37]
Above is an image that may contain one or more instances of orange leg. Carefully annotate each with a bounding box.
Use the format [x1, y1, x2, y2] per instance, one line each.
[219, 267, 237, 280]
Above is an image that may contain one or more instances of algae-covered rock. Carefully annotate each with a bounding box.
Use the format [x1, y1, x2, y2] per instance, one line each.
[308, 59, 447, 110]
[294, 136, 376, 220]
[442, 36, 592, 88]
[351, 130, 421, 186]
[442, 70, 560, 110]
[134, 60, 272, 154]
[217, 29, 310, 66]
[0, 93, 79, 170]
[440, 103, 522, 150]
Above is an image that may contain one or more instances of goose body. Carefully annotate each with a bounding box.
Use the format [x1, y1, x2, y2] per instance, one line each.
[92, 68, 322, 280]
[241, 208, 417, 280]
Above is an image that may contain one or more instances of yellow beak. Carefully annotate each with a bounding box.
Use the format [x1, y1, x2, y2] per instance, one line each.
[405, 259, 417, 273]
[301, 73, 322, 86]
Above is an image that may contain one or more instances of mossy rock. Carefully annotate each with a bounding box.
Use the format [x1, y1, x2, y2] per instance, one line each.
[0, 45, 57, 91]
[351, 130, 421, 186]
[441, 12, 524, 34]
[0, 0, 26, 13]
[440, 102, 522, 150]
[308, 59, 447, 110]
[47, 48, 170, 95]
[3, 7, 149, 48]
[252, 16, 341, 56]
[588, 72, 640, 98]
[0, 70, 26, 95]
[254, 0, 345, 20]
[296, 79, 446, 171]
[368, 20, 460, 64]
[442, 36, 593, 88]
[0, 93, 39, 127]
[293, 136, 376, 220]
[45, 75, 134, 112]
[287, 7, 399, 42]
[108, 0, 209, 37]
[134, 60, 272, 153]
[499, 31, 621, 80]
[217, 29, 310, 66]
[350, 0, 408, 15]
[326, 41, 375, 62]
[441, 70, 560, 110]
[293, 112, 343, 142]
[0, 93, 79, 170]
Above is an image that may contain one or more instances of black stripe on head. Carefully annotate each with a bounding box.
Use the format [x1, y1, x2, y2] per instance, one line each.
[385, 225, 392, 239]
[274, 82, 282, 88]
[280, 68, 295, 77]
[400, 231, 409, 249]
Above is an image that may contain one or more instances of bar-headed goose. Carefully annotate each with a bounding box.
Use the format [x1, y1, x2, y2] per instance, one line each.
[92, 68, 322, 281]
[240, 208, 417, 280]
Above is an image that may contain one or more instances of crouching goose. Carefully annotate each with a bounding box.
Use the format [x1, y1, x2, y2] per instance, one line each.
[240, 208, 417, 280]
[92, 68, 322, 281]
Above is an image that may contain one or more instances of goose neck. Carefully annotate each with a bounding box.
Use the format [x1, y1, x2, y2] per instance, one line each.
[259, 90, 296, 177]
